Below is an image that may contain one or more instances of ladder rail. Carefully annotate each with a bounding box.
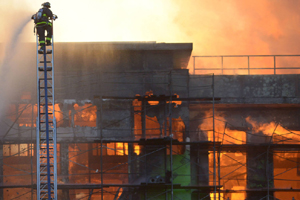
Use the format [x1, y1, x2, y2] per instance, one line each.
[52, 29, 58, 199]
[36, 24, 57, 199]
[42, 45, 52, 198]
[36, 33, 41, 200]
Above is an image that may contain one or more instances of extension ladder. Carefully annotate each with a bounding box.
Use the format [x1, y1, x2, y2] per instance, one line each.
[36, 33, 57, 200]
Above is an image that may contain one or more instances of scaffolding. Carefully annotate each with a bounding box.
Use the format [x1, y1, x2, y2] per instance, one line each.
[1, 69, 300, 200]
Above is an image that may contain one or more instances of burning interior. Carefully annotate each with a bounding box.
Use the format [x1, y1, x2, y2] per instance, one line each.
[0, 42, 300, 200]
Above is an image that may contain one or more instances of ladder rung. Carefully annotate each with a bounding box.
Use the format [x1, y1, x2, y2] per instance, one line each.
[40, 183, 54, 186]
[40, 195, 54, 197]
[40, 87, 52, 89]
[38, 50, 52, 54]
[39, 61, 51, 63]
[39, 78, 52, 80]
[40, 140, 54, 143]
[40, 157, 54, 159]
[40, 144, 54, 147]
[40, 127, 53, 132]
[40, 192, 54, 195]
[40, 112, 53, 115]
[40, 138, 54, 141]
[40, 145, 53, 149]
[40, 164, 54, 167]
[38, 66, 52, 71]
[40, 147, 54, 150]
[40, 130, 53, 132]
[40, 174, 54, 176]
[40, 193, 54, 196]
[40, 96, 53, 98]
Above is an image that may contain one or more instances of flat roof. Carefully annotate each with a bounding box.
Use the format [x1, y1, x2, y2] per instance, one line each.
[54, 41, 193, 51]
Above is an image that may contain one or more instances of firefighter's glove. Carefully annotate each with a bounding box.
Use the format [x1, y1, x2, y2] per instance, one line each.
[53, 14, 58, 20]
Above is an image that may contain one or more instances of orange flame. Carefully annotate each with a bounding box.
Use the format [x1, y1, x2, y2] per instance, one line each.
[73, 103, 97, 127]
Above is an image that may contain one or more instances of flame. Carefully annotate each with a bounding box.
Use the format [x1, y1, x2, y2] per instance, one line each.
[230, 186, 246, 200]
[116, 143, 128, 156]
[68, 144, 90, 184]
[54, 104, 63, 126]
[198, 110, 246, 144]
[5, 102, 98, 128]
[273, 152, 300, 199]
[134, 144, 141, 155]
[210, 192, 223, 200]
[93, 142, 140, 155]
[246, 116, 300, 143]
[107, 143, 115, 156]
[146, 93, 182, 106]
[73, 103, 97, 127]
[133, 93, 184, 141]
[199, 110, 300, 144]
[200, 109, 300, 198]
[5, 103, 64, 127]
[246, 116, 278, 136]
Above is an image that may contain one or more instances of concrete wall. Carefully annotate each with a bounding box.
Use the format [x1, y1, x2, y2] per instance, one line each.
[190, 75, 300, 104]
[3, 73, 300, 142]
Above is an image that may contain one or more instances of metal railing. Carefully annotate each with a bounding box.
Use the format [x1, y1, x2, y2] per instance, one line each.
[193, 55, 300, 75]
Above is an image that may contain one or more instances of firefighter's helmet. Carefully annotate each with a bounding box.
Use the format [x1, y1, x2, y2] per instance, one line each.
[42, 2, 51, 8]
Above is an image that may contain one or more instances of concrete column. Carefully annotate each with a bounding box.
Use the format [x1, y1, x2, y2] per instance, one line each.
[60, 143, 69, 199]
[125, 143, 136, 200]
[247, 147, 274, 200]
[190, 145, 210, 200]
[128, 143, 135, 183]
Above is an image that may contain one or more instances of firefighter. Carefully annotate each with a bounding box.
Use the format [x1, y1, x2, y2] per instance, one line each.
[31, 2, 57, 54]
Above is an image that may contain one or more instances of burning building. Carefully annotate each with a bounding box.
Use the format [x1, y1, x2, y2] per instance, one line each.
[0, 42, 300, 200]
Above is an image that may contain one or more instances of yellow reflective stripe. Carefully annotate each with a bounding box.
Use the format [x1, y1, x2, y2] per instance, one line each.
[46, 37, 51, 41]
[36, 21, 52, 26]
[36, 21, 47, 25]
[39, 41, 45, 44]
[43, 14, 47, 17]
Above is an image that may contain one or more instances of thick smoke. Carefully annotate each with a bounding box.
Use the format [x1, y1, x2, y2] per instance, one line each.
[4, 1, 300, 56]
[0, 0, 36, 138]
[1, 17, 31, 75]
[0, 16, 33, 140]
[173, 0, 300, 55]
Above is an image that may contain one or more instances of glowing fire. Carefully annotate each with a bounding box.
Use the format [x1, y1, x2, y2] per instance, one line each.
[200, 109, 300, 199]
[230, 186, 246, 200]
[134, 144, 141, 155]
[93, 143, 140, 156]
[246, 116, 300, 143]
[199, 110, 300, 144]
[133, 93, 185, 141]
[210, 192, 223, 200]
[74, 103, 97, 127]
[198, 110, 246, 144]
[6, 103, 64, 127]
